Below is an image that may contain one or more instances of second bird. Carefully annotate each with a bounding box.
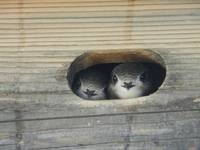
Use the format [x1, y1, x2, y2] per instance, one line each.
[108, 62, 153, 99]
[72, 66, 108, 100]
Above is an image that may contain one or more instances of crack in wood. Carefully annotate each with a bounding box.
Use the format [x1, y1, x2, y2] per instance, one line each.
[15, 110, 24, 150]
[124, 115, 133, 150]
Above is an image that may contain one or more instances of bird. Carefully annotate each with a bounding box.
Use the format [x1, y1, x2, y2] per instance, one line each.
[107, 62, 154, 99]
[72, 66, 109, 100]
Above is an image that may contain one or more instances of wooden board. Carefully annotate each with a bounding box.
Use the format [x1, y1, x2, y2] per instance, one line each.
[0, 0, 200, 149]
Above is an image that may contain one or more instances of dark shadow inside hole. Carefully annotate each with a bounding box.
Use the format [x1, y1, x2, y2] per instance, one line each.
[71, 62, 166, 100]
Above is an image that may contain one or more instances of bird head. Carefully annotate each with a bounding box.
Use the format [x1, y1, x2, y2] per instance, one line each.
[72, 67, 108, 100]
[108, 62, 151, 99]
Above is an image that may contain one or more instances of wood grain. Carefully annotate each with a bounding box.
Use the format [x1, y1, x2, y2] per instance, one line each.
[0, 0, 200, 149]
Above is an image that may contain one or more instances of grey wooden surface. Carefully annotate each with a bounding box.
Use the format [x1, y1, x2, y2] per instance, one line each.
[0, 0, 200, 149]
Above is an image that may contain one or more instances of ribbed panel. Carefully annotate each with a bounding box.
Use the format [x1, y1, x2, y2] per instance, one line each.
[0, 1, 200, 149]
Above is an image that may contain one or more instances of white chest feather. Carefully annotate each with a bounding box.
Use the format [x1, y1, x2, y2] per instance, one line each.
[108, 83, 144, 99]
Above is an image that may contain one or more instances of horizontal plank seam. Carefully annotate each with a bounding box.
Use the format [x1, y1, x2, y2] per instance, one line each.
[0, 109, 199, 123]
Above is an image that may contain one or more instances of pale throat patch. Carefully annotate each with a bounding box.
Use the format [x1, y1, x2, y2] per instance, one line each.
[109, 80, 144, 99]
[77, 87, 106, 100]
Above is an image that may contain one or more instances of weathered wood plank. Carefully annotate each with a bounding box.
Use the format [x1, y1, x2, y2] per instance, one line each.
[2, 111, 199, 149]
[0, 145, 16, 150]
[29, 139, 200, 150]
[0, 0, 200, 149]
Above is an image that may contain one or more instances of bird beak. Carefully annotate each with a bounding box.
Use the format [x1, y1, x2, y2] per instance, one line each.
[122, 82, 135, 90]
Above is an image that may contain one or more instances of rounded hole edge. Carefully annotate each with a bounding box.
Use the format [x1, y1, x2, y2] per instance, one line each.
[67, 49, 166, 100]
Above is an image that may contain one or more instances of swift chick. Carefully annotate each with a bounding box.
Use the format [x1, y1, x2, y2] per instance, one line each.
[72, 67, 108, 100]
[108, 62, 153, 99]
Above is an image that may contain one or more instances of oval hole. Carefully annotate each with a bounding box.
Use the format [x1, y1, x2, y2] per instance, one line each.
[67, 49, 166, 100]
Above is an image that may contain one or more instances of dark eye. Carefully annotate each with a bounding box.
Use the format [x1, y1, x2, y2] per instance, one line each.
[140, 72, 148, 81]
[112, 74, 118, 84]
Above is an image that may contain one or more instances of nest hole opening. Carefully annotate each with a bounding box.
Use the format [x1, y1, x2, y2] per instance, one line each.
[67, 49, 166, 100]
